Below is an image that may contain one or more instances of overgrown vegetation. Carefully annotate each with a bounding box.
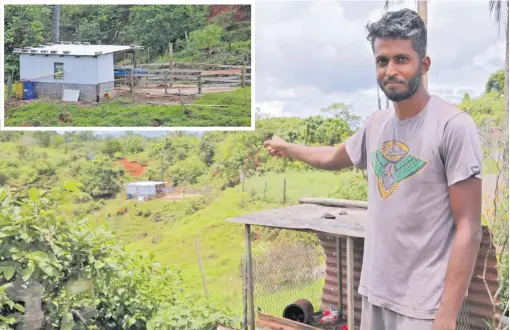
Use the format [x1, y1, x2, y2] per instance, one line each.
[5, 88, 251, 127]
[4, 5, 251, 80]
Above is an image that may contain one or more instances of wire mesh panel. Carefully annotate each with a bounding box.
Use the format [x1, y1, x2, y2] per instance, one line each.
[241, 240, 326, 319]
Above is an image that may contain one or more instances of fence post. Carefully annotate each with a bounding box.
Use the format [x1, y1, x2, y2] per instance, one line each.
[263, 179, 267, 201]
[240, 169, 245, 192]
[198, 71, 202, 95]
[165, 70, 168, 95]
[245, 224, 255, 330]
[130, 66, 133, 97]
[283, 177, 287, 204]
[132, 50, 137, 87]
[195, 237, 209, 299]
[242, 65, 247, 105]
[169, 43, 174, 88]
[7, 74, 12, 102]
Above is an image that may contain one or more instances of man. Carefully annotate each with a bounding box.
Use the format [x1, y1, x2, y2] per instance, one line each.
[264, 8, 483, 330]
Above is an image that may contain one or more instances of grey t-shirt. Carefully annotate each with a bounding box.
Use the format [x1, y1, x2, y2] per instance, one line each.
[345, 95, 482, 319]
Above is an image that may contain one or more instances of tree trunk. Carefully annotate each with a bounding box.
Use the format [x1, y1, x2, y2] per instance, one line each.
[417, 0, 428, 91]
[503, 8, 509, 186]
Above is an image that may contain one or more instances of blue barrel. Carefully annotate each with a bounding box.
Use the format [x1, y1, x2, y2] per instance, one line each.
[23, 82, 36, 100]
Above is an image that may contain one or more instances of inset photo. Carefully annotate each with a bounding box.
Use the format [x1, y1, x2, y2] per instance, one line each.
[3, 4, 252, 128]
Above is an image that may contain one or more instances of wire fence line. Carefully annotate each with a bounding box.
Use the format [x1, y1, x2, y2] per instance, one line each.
[240, 242, 325, 321]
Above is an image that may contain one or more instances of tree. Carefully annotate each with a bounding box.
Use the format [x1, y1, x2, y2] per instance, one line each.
[486, 69, 505, 95]
[81, 157, 124, 198]
[489, 0, 509, 184]
[190, 24, 224, 50]
[320, 102, 361, 130]
[101, 139, 122, 158]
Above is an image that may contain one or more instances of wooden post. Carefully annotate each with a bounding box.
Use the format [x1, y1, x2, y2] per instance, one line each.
[6, 74, 12, 102]
[242, 65, 247, 105]
[283, 177, 287, 204]
[346, 236, 354, 330]
[245, 224, 255, 330]
[195, 237, 209, 299]
[263, 180, 267, 201]
[132, 50, 137, 87]
[169, 43, 174, 88]
[165, 70, 168, 95]
[336, 237, 343, 312]
[129, 67, 133, 97]
[198, 72, 202, 95]
[240, 169, 245, 192]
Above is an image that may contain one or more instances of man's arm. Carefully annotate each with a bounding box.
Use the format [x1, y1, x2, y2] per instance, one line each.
[433, 177, 482, 330]
[274, 142, 354, 171]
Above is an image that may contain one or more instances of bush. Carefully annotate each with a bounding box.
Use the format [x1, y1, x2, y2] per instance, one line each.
[0, 183, 237, 329]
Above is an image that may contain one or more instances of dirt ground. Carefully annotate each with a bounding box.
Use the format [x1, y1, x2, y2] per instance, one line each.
[118, 158, 147, 177]
[113, 84, 235, 104]
[156, 193, 203, 201]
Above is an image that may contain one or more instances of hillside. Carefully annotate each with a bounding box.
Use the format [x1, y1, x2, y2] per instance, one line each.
[1, 85, 508, 327]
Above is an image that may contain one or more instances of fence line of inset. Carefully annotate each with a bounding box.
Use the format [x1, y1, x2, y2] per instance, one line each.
[113, 45, 251, 107]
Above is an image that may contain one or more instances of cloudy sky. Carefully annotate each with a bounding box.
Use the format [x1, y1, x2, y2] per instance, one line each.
[254, 0, 506, 120]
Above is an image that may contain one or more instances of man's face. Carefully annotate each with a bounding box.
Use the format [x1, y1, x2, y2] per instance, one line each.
[373, 38, 426, 102]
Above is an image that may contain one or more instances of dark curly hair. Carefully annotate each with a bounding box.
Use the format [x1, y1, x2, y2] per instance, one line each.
[366, 8, 427, 59]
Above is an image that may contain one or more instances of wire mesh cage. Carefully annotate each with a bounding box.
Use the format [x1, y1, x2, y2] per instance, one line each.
[240, 240, 326, 318]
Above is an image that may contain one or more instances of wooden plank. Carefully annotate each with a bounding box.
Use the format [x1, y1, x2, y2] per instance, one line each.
[169, 43, 174, 87]
[201, 68, 242, 76]
[245, 225, 255, 330]
[299, 197, 368, 209]
[346, 236, 354, 330]
[137, 61, 251, 69]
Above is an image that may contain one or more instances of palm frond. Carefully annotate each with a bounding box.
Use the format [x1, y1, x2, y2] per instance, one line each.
[384, 0, 408, 12]
[489, 0, 509, 35]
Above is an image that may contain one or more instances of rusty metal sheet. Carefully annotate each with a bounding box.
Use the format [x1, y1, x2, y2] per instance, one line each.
[317, 233, 364, 325]
[462, 226, 501, 330]
[317, 227, 501, 330]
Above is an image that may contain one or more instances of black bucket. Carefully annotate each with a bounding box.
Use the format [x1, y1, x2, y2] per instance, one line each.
[282, 299, 314, 324]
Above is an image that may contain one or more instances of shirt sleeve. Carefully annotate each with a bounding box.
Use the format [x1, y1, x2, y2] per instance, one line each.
[345, 117, 370, 170]
[441, 112, 483, 187]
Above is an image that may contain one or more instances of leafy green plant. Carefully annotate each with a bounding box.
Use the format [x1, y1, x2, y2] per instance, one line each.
[147, 296, 238, 330]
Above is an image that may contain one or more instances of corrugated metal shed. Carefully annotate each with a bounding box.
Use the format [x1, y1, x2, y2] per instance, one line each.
[228, 198, 502, 330]
[13, 43, 143, 57]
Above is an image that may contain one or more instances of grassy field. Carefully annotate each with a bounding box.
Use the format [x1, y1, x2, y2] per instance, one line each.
[86, 170, 367, 315]
[4, 87, 251, 127]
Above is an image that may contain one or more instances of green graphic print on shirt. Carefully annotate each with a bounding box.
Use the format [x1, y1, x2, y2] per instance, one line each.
[370, 140, 429, 199]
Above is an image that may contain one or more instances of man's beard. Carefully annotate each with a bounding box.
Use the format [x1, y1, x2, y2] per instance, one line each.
[378, 67, 422, 102]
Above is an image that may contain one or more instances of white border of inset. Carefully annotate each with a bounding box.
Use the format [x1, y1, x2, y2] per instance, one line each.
[1, 0, 255, 132]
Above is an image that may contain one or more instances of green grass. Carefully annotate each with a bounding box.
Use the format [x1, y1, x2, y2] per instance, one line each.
[256, 279, 325, 316]
[88, 170, 367, 315]
[243, 170, 368, 203]
[4, 88, 251, 127]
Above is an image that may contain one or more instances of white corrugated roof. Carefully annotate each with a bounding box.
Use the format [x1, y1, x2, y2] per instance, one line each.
[13, 42, 143, 56]
[126, 181, 166, 187]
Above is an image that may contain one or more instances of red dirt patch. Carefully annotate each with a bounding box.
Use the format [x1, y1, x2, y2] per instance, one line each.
[118, 158, 147, 177]
[208, 5, 247, 22]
